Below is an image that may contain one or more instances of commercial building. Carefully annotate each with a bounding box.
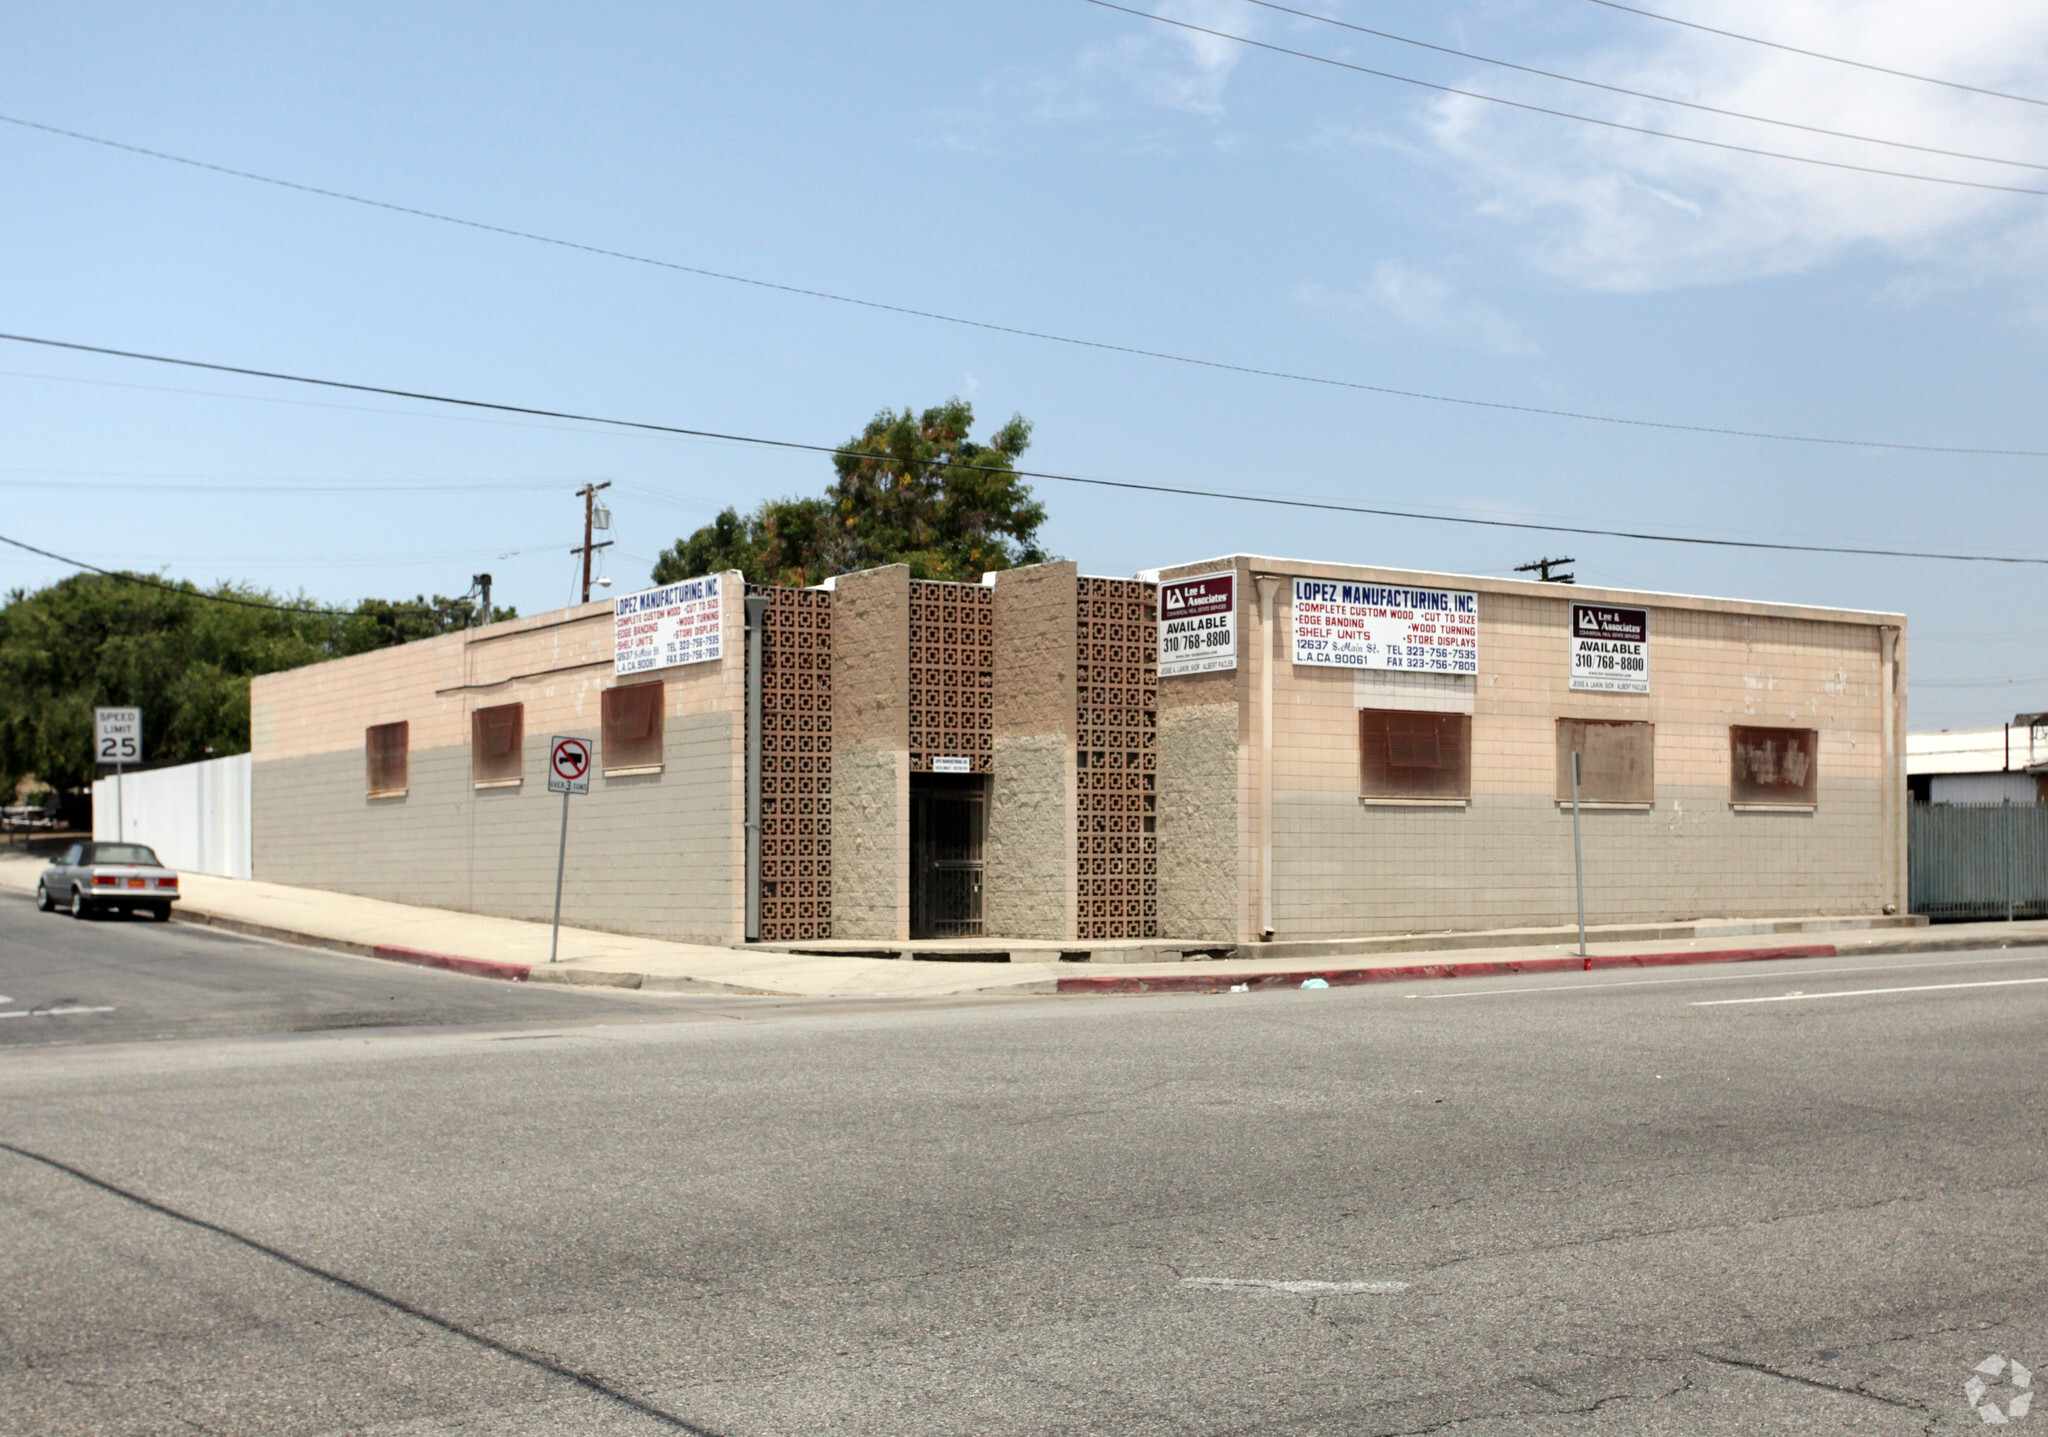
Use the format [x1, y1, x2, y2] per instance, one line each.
[1907, 715, 2048, 805]
[247, 556, 1908, 949]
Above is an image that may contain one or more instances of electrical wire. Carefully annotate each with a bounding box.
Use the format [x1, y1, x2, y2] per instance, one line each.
[3, 330, 2043, 567]
[0, 531, 467, 615]
[5, 111, 2044, 454]
[1230, 0, 2048, 172]
[1084, 0, 2048, 198]
[1582, 0, 2048, 109]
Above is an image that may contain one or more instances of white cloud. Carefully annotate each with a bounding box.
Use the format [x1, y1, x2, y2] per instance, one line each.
[1416, 1, 2048, 293]
[1302, 261, 1542, 356]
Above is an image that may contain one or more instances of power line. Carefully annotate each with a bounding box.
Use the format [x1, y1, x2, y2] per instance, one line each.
[1582, 0, 2048, 109]
[1085, 0, 2048, 198]
[3, 330, 2043, 567]
[3, 111, 2043, 456]
[1231, 0, 2048, 173]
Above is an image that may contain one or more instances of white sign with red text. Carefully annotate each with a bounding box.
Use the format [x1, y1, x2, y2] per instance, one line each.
[1290, 579, 1478, 673]
[613, 577, 722, 676]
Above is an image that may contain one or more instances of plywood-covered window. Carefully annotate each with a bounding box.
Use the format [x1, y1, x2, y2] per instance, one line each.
[1360, 709, 1470, 800]
[601, 681, 665, 773]
[471, 702, 524, 785]
[365, 721, 408, 796]
[1556, 719, 1654, 805]
[1731, 725, 1818, 806]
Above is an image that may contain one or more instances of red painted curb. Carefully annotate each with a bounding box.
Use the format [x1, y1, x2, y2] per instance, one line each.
[1055, 943, 1839, 995]
[371, 944, 532, 983]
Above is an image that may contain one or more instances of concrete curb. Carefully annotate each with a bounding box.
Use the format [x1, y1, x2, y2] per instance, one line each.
[157, 898, 2048, 1000]
[1055, 944, 1840, 995]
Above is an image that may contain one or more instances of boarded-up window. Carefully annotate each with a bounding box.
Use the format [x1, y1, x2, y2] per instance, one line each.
[471, 702, 524, 784]
[1731, 725, 1818, 805]
[602, 681, 664, 771]
[365, 721, 408, 796]
[1360, 709, 1470, 799]
[1556, 719, 1654, 804]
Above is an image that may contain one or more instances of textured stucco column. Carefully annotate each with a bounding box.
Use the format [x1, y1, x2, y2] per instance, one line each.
[986, 561, 1079, 940]
[829, 565, 911, 940]
[1153, 562, 1247, 942]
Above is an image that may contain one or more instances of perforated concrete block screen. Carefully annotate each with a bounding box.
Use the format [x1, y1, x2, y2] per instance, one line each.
[365, 721, 408, 796]
[602, 681, 665, 771]
[1731, 725, 1817, 806]
[471, 703, 523, 784]
[1556, 719, 1654, 804]
[1360, 709, 1470, 800]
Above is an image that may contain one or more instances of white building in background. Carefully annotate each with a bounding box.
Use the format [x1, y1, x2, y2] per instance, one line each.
[1907, 714, 2048, 806]
[92, 753, 252, 879]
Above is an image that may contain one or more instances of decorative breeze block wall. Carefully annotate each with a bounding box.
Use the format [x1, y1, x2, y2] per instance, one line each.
[1077, 577, 1158, 939]
[753, 585, 833, 941]
[908, 581, 994, 774]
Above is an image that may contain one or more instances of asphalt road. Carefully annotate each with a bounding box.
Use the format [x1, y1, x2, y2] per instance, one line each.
[3, 906, 2045, 1435]
[0, 889, 694, 1047]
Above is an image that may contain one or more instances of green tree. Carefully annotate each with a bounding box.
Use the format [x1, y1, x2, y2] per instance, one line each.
[0, 574, 512, 794]
[653, 398, 1048, 587]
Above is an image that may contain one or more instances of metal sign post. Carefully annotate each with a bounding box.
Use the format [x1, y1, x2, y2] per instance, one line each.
[1571, 749, 1587, 958]
[94, 707, 142, 839]
[545, 735, 593, 964]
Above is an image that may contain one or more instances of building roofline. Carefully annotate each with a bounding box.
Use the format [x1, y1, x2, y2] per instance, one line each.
[1145, 553, 1906, 628]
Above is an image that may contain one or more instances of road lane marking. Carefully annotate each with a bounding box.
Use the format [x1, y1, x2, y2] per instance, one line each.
[1422, 951, 2048, 1000]
[0, 1005, 116, 1018]
[1692, 977, 2048, 1006]
[1180, 1278, 1410, 1295]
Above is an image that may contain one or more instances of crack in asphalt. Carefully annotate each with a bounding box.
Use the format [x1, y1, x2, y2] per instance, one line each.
[0, 1140, 730, 1437]
[1693, 1348, 1926, 1411]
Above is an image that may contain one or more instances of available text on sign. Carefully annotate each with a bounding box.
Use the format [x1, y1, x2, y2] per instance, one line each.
[613, 578, 723, 676]
[1569, 604, 1649, 694]
[94, 707, 143, 764]
[1290, 580, 1478, 672]
[1158, 571, 1237, 677]
[547, 735, 592, 795]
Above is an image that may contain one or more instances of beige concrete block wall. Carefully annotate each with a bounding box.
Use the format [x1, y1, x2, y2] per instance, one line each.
[248, 577, 748, 944]
[828, 566, 910, 940]
[1201, 555, 1904, 940]
[986, 562, 1079, 940]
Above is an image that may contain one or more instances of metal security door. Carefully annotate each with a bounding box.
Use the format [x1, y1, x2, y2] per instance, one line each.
[911, 775, 985, 938]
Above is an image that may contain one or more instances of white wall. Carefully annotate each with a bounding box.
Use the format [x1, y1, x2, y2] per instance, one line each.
[93, 754, 252, 879]
[1930, 772, 2040, 806]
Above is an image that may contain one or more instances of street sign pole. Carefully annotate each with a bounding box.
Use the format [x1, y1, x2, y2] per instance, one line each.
[550, 786, 571, 964]
[544, 734, 594, 965]
[1571, 750, 1587, 959]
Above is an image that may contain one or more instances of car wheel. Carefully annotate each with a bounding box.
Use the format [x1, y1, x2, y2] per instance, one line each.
[69, 886, 91, 919]
[35, 882, 53, 912]
[147, 902, 172, 923]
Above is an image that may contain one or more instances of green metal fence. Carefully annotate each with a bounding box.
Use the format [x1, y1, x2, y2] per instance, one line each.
[1909, 802, 2048, 921]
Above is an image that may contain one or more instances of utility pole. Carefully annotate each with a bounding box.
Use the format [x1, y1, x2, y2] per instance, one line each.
[572, 481, 614, 604]
[1515, 556, 1577, 584]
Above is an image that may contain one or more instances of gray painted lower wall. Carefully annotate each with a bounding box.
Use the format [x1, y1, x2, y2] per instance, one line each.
[253, 712, 740, 944]
[1272, 781, 1888, 938]
[1155, 703, 1239, 941]
[830, 745, 902, 939]
[985, 732, 1070, 939]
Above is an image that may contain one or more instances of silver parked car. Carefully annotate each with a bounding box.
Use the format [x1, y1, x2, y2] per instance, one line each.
[37, 842, 180, 921]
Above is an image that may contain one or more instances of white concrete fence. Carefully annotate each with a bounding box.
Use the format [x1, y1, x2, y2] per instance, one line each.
[92, 753, 252, 880]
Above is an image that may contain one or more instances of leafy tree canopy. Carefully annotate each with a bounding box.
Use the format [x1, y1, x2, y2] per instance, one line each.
[653, 398, 1048, 587]
[0, 574, 511, 794]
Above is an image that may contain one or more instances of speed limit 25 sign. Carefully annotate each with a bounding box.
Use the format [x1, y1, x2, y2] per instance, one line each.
[95, 707, 142, 764]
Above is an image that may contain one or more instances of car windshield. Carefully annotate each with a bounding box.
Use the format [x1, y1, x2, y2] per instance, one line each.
[90, 844, 162, 866]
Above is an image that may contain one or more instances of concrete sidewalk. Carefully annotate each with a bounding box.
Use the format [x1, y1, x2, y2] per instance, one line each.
[7, 853, 2046, 998]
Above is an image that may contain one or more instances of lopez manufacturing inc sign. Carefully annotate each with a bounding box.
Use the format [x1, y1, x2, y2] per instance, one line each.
[1570, 603, 1649, 693]
[614, 577, 723, 676]
[1291, 580, 1478, 673]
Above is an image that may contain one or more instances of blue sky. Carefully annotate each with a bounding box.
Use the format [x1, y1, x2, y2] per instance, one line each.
[3, 1, 2046, 727]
